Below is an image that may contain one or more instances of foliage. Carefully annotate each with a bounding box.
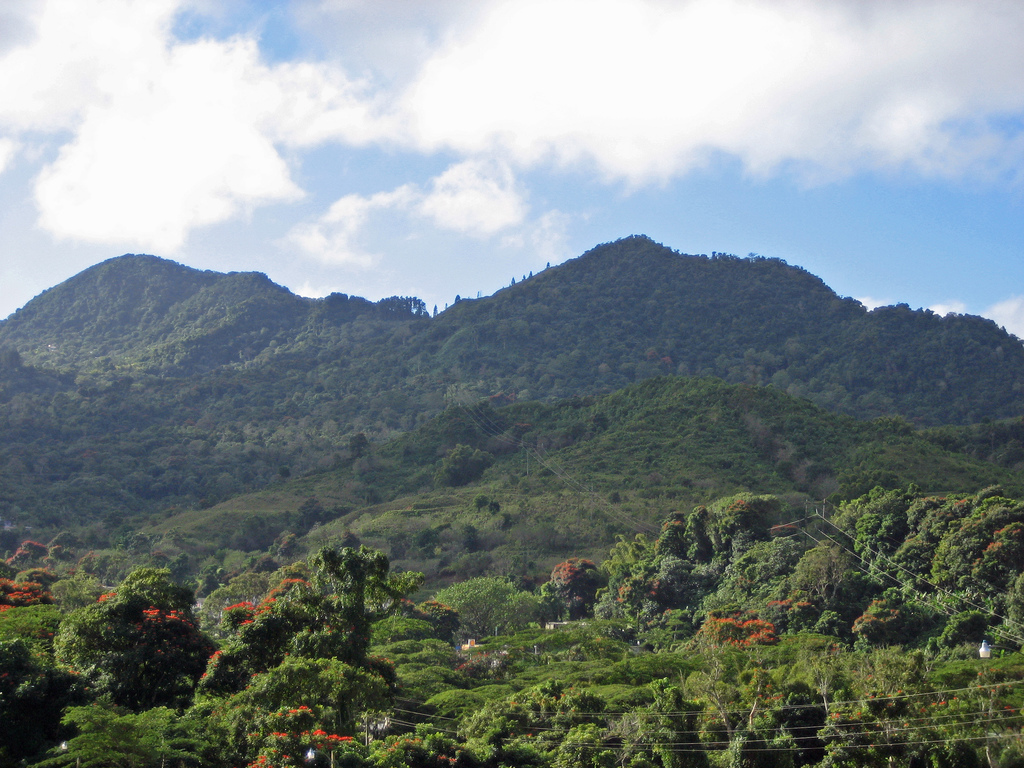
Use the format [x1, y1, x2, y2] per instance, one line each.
[4, 239, 1024, 561]
[548, 558, 604, 620]
[434, 577, 541, 639]
[0, 639, 83, 765]
[34, 704, 213, 768]
[49, 572, 104, 612]
[434, 445, 494, 488]
[5, 240, 1024, 764]
[199, 546, 421, 697]
[693, 611, 779, 648]
[204, 659, 388, 766]
[0, 603, 62, 652]
[53, 568, 214, 710]
[0, 576, 54, 610]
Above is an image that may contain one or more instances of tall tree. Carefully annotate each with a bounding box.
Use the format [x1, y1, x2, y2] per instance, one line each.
[53, 568, 214, 711]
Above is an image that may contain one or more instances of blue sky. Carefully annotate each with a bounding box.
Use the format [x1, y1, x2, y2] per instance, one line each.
[1, 0, 1023, 333]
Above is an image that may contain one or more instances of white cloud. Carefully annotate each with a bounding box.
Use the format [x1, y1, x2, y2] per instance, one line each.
[929, 300, 968, 316]
[418, 159, 526, 236]
[985, 296, 1024, 339]
[286, 185, 417, 267]
[0, 138, 17, 174]
[289, 159, 529, 264]
[299, 0, 483, 84]
[856, 296, 888, 311]
[33, 35, 309, 252]
[534, 210, 571, 256]
[293, 280, 335, 300]
[397, 0, 1024, 184]
[0, 0, 380, 252]
[6, 0, 1024, 256]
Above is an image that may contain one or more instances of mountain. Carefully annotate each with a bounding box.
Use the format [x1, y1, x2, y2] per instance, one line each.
[424, 236, 1024, 425]
[0, 253, 426, 372]
[4, 237, 1022, 424]
[2, 236, 1024, 557]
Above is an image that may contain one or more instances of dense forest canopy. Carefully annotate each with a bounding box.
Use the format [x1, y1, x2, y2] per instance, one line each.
[5, 484, 1024, 767]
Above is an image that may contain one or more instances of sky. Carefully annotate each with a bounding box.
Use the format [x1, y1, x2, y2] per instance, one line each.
[1, 0, 1023, 335]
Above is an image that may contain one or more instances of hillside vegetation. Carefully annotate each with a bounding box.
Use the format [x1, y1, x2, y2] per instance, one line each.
[5, 483, 1024, 767]
[8, 376, 1018, 593]
[4, 239, 1022, 430]
[2, 237, 1023, 554]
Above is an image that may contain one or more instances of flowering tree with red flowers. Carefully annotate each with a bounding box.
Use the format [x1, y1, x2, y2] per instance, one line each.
[196, 547, 420, 766]
[199, 547, 420, 697]
[5, 540, 49, 568]
[694, 611, 778, 648]
[53, 567, 214, 710]
[0, 577, 54, 612]
[236, 702, 369, 768]
[548, 558, 604, 620]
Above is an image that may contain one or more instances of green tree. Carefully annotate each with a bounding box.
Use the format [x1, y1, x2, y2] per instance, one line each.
[0, 603, 62, 653]
[553, 723, 617, 768]
[462, 680, 606, 758]
[434, 444, 494, 487]
[204, 656, 389, 765]
[53, 568, 214, 711]
[433, 577, 540, 639]
[611, 680, 709, 768]
[49, 571, 104, 612]
[371, 726, 478, 768]
[0, 639, 83, 765]
[34, 704, 213, 768]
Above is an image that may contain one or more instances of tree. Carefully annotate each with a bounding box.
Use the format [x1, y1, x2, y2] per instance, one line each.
[692, 611, 777, 648]
[204, 657, 389, 765]
[194, 547, 419, 767]
[434, 577, 540, 639]
[371, 726, 477, 768]
[349, 432, 370, 459]
[433, 444, 493, 487]
[412, 599, 460, 643]
[34, 704, 213, 768]
[199, 546, 421, 696]
[461, 680, 605, 759]
[0, 603, 62, 652]
[0, 576, 54, 610]
[553, 723, 617, 768]
[548, 559, 604, 620]
[49, 571, 104, 612]
[0, 346, 22, 370]
[0, 639, 83, 765]
[53, 568, 214, 710]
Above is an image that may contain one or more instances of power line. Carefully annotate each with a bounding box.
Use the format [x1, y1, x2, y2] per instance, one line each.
[394, 679, 1024, 722]
[795, 513, 1024, 645]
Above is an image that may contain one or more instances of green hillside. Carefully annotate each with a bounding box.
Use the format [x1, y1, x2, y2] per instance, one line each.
[2, 237, 1024, 559]
[115, 377, 1018, 592]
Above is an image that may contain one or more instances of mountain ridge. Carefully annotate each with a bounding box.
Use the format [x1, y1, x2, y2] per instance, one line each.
[2, 236, 1023, 427]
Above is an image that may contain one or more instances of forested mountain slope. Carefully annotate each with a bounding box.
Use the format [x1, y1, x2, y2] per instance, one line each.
[119, 376, 1022, 590]
[1, 236, 1023, 550]
[3, 236, 1021, 425]
[0, 253, 427, 372]
[425, 236, 1024, 425]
